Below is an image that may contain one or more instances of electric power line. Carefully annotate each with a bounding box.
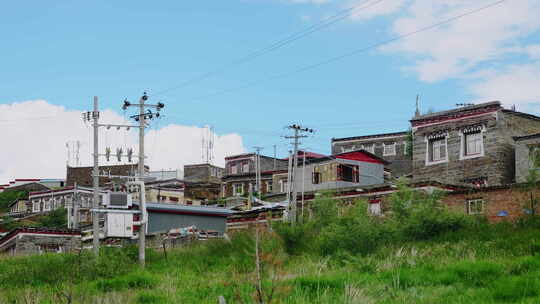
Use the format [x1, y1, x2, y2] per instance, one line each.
[179, 0, 507, 103]
[152, 0, 385, 96]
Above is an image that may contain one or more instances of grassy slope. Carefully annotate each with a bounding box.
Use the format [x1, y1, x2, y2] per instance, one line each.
[1, 225, 540, 304]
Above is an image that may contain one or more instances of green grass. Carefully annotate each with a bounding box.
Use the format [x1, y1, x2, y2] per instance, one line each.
[0, 225, 540, 303]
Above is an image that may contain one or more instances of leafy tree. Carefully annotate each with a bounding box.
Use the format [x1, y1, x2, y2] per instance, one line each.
[0, 190, 28, 212]
[38, 208, 68, 229]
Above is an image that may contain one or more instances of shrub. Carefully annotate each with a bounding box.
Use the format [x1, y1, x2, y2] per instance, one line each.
[137, 291, 169, 304]
[449, 261, 503, 287]
[491, 275, 540, 302]
[96, 271, 158, 292]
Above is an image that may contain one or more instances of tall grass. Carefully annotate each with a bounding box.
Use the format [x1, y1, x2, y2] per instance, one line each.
[1, 184, 540, 303]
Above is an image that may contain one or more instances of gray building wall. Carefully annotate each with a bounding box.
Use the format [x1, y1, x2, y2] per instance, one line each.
[515, 136, 540, 183]
[412, 108, 540, 186]
[293, 159, 384, 193]
[332, 133, 412, 178]
[147, 212, 228, 234]
[184, 164, 224, 183]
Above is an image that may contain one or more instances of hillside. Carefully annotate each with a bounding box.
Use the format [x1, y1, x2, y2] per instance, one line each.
[1, 187, 540, 303]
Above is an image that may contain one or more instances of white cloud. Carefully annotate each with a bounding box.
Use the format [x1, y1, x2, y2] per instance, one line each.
[469, 62, 540, 110]
[0, 100, 245, 183]
[349, 0, 408, 21]
[381, 0, 540, 82]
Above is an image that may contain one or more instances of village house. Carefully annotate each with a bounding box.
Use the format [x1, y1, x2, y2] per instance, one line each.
[0, 179, 54, 193]
[221, 153, 289, 198]
[7, 198, 30, 217]
[66, 164, 145, 187]
[291, 150, 388, 194]
[411, 101, 540, 187]
[331, 131, 412, 178]
[0, 227, 81, 256]
[184, 163, 224, 183]
[27, 186, 107, 229]
[142, 177, 221, 206]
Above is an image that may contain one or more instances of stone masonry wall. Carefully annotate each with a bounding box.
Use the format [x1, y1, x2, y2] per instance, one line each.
[412, 111, 540, 186]
[15, 234, 81, 255]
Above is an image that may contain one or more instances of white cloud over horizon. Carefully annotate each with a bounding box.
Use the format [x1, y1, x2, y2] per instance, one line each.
[360, 0, 540, 109]
[0, 100, 245, 183]
[295, 0, 540, 110]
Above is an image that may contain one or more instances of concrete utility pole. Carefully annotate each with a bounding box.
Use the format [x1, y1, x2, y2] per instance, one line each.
[254, 147, 264, 199]
[138, 94, 146, 267]
[123, 92, 165, 268]
[92, 96, 100, 256]
[285, 125, 313, 224]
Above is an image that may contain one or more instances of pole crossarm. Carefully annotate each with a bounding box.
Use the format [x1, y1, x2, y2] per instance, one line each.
[98, 123, 139, 129]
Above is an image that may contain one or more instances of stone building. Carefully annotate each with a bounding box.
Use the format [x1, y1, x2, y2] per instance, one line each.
[66, 164, 145, 187]
[331, 131, 412, 178]
[222, 153, 289, 197]
[411, 101, 540, 187]
[28, 186, 107, 229]
[0, 228, 81, 256]
[184, 163, 224, 183]
[514, 133, 540, 183]
[143, 178, 221, 205]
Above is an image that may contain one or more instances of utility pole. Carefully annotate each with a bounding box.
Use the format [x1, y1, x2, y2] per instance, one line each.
[254, 147, 264, 200]
[284, 124, 313, 224]
[92, 96, 100, 256]
[123, 92, 165, 268]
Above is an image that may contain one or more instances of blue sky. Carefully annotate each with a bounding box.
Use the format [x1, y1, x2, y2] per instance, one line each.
[1, 0, 540, 179]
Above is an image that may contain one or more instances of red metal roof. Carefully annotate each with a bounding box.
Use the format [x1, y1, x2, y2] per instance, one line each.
[334, 150, 387, 165]
[283, 150, 327, 160]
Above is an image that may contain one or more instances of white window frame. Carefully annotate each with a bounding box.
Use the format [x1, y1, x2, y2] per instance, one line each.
[32, 200, 41, 213]
[242, 162, 249, 173]
[231, 164, 238, 174]
[266, 181, 273, 192]
[467, 199, 484, 215]
[279, 179, 288, 193]
[368, 201, 382, 216]
[459, 127, 485, 160]
[425, 134, 448, 166]
[43, 199, 51, 212]
[362, 144, 374, 154]
[383, 142, 396, 156]
[233, 183, 244, 196]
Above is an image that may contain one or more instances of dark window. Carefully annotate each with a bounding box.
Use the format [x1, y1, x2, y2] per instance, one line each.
[312, 172, 321, 184]
[337, 164, 359, 182]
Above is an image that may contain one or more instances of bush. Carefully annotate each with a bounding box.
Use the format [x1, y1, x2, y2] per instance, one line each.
[137, 291, 169, 304]
[491, 275, 540, 302]
[96, 271, 158, 292]
[449, 261, 503, 287]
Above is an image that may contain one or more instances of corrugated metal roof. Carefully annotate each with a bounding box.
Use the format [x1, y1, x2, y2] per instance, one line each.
[136, 202, 234, 216]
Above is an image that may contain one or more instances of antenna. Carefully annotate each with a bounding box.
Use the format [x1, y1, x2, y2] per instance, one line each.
[76, 141, 81, 166]
[201, 125, 215, 164]
[66, 142, 71, 166]
[415, 94, 421, 117]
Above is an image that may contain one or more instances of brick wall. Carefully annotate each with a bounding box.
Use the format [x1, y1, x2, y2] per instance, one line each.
[442, 185, 540, 223]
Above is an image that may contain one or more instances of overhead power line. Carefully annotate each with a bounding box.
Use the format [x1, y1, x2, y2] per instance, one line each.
[153, 0, 385, 96]
[181, 0, 507, 103]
